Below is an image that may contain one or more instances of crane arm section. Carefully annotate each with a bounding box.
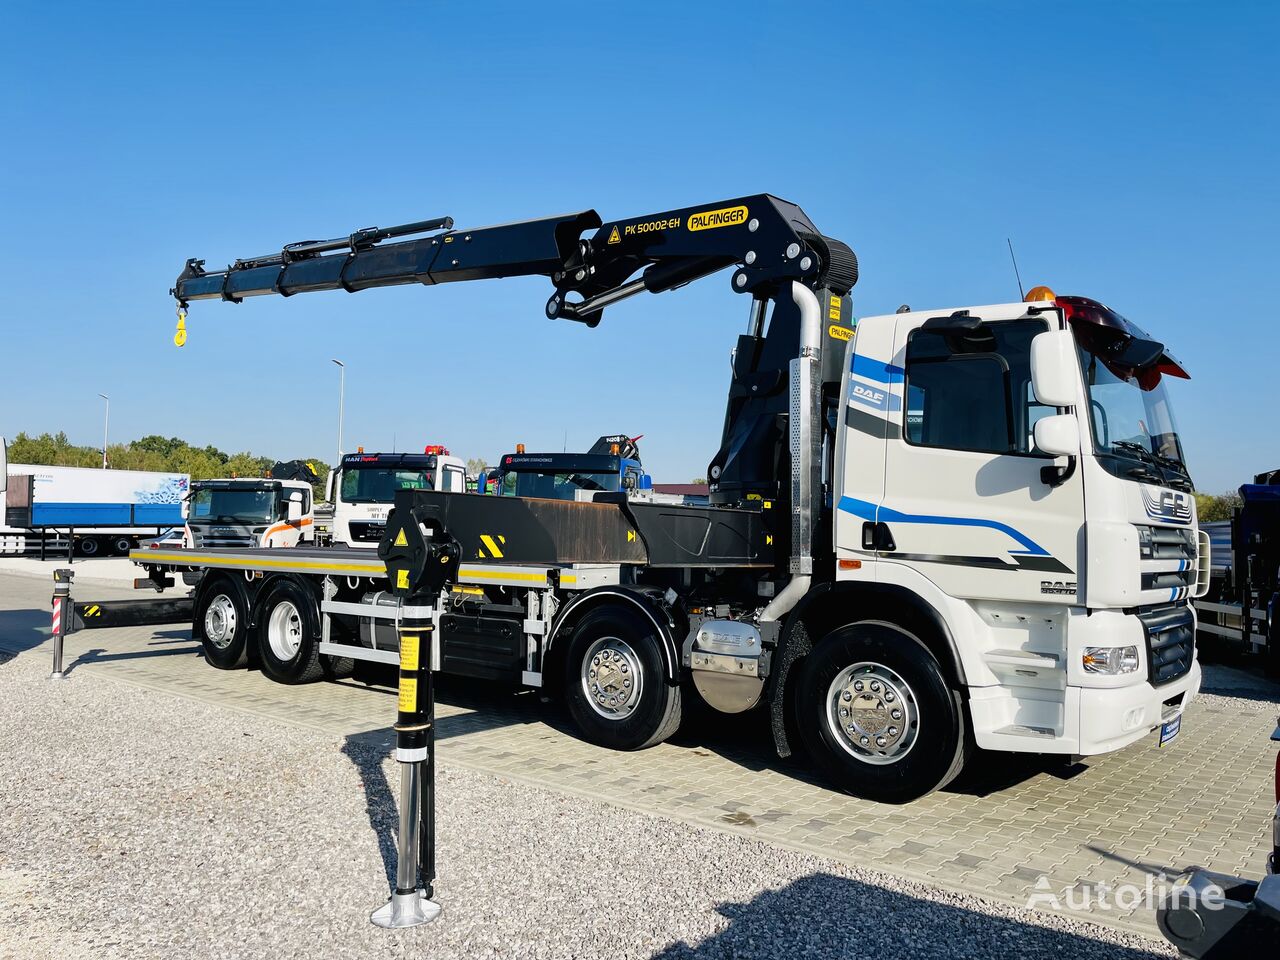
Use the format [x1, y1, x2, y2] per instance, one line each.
[173, 194, 856, 326]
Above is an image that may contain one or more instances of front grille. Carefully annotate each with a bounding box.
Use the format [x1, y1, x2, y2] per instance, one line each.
[349, 521, 385, 543]
[1142, 569, 1194, 592]
[1139, 605, 1196, 685]
[1147, 525, 1196, 560]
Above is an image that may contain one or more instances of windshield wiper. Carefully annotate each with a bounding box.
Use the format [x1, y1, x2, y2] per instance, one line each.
[1110, 441, 1191, 490]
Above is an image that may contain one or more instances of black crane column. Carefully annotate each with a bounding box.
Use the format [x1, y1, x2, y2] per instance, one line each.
[371, 499, 459, 929]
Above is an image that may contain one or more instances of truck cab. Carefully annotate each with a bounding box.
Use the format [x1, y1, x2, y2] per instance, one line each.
[185, 477, 313, 549]
[832, 287, 1204, 761]
[327, 446, 467, 547]
[496, 434, 651, 501]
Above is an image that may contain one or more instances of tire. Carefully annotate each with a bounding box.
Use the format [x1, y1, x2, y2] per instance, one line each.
[562, 607, 682, 751]
[112, 537, 135, 556]
[796, 621, 970, 804]
[255, 580, 325, 684]
[194, 577, 252, 670]
[322, 655, 356, 680]
[77, 537, 101, 557]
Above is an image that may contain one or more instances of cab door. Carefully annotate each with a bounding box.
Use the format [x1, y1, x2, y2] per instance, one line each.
[875, 303, 1083, 604]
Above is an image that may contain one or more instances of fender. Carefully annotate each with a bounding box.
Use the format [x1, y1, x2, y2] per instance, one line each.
[547, 586, 680, 682]
[764, 580, 966, 758]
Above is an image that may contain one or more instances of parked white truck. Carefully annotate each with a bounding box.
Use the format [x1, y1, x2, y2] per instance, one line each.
[322, 446, 467, 547]
[141, 195, 1206, 802]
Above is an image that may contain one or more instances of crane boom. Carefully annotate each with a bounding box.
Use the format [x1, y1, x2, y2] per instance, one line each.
[172, 194, 856, 326]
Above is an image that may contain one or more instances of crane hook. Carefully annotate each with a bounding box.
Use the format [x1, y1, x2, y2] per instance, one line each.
[174, 304, 188, 348]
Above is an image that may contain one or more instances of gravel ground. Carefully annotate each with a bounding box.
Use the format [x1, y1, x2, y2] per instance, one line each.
[0, 649, 1176, 960]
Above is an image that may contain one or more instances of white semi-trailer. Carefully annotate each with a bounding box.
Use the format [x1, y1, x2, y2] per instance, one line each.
[4, 462, 188, 557]
[136, 196, 1206, 802]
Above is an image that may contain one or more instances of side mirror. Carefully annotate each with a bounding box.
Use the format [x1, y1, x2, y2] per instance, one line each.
[287, 490, 303, 521]
[1034, 415, 1081, 457]
[1030, 329, 1078, 407]
[324, 468, 336, 504]
[0, 436, 7, 495]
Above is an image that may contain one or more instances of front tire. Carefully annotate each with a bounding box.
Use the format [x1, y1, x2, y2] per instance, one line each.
[256, 580, 325, 684]
[563, 608, 682, 751]
[796, 621, 969, 804]
[194, 577, 251, 670]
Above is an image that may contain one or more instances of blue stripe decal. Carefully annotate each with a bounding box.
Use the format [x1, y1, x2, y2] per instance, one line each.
[850, 354, 904, 385]
[837, 496, 1050, 557]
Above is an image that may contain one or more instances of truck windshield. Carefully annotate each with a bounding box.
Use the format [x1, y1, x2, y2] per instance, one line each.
[190, 488, 278, 523]
[1077, 342, 1191, 490]
[340, 467, 433, 504]
[501, 470, 620, 499]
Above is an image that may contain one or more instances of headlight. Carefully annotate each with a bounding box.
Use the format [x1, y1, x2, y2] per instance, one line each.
[1083, 646, 1141, 674]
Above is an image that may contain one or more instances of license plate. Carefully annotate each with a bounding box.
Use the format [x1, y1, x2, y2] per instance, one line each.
[1159, 715, 1182, 747]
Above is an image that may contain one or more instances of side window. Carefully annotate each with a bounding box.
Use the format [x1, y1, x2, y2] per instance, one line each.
[903, 319, 1048, 456]
[444, 466, 465, 492]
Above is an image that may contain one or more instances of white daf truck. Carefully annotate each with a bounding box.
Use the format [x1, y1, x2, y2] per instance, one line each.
[143, 196, 1206, 802]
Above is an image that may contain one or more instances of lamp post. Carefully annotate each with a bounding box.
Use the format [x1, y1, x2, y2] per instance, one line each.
[331, 359, 345, 465]
[98, 394, 109, 469]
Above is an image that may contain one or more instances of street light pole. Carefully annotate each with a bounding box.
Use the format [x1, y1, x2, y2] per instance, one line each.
[98, 394, 109, 469]
[331, 359, 345, 465]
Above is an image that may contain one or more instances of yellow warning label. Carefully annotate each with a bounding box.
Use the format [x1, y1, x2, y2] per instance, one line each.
[396, 569, 409, 590]
[766, 534, 774, 545]
[398, 677, 418, 712]
[85, 604, 100, 617]
[607, 225, 621, 244]
[830, 295, 841, 309]
[688, 205, 748, 232]
[828, 324, 854, 342]
[394, 528, 408, 547]
[763, 500, 772, 509]
[479, 534, 505, 559]
[400, 632, 420, 672]
[626, 530, 636, 543]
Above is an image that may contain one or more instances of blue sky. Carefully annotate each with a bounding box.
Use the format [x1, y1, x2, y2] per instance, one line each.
[2, 1, 1276, 491]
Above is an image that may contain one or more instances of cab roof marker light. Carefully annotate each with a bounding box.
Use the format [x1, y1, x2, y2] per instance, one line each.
[1024, 285, 1056, 302]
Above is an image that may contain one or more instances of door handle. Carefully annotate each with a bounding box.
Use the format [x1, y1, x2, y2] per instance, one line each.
[861, 521, 896, 552]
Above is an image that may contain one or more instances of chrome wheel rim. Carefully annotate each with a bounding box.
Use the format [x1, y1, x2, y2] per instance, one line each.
[581, 636, 643, 720]
[266, 600, 303, 661]
[204, 595, 237, 650]
[825, 661, 919, 765]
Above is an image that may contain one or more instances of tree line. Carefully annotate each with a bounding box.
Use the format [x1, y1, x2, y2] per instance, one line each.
[7, 432, 332, 496]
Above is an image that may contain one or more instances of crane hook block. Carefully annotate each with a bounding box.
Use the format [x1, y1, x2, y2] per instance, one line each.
[174, 308, 188, 348]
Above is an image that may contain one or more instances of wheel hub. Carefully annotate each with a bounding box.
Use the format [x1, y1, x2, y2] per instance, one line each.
[826, 662, 918, 765]
[581, 636, 643, 720]
[267, 600, 303, 661]
[204, 595, 237, 650]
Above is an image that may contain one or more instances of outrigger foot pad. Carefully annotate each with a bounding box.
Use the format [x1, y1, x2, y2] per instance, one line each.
[370, 890, 442, 929]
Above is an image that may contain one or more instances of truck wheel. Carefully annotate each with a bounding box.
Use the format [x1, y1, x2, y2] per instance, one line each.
[194, 577, 251, 669]
[796, 621, 969, 804]
[112, 537, 135, 555]
[77, 537, 101, 557]
[256, 581, 324, 684]
[563, 608, 682, 751]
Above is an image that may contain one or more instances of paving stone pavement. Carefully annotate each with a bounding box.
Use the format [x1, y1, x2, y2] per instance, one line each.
[1, 572, 1276, 941]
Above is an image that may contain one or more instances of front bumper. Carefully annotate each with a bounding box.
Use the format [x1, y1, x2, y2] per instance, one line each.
[1076, 658, 1202, 754]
